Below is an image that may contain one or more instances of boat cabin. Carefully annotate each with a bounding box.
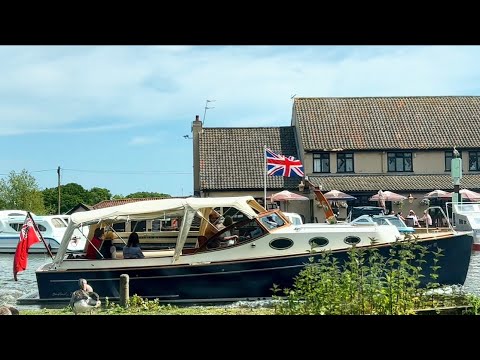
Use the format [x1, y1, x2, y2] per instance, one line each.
[69, 198, 292, 260]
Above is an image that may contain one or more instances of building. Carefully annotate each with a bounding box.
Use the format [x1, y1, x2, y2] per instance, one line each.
[193, 96, 480, 222]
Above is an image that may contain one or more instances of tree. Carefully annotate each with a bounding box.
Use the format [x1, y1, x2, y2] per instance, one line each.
[41, 187, 59, 214]
[43, 183, 89, 214]
[88, 187, 112, 206]
[43, 184, 113, 213]
[126, 192, 171, 199]
[60, 183, 90, 213]
[0, 169, 47, 214]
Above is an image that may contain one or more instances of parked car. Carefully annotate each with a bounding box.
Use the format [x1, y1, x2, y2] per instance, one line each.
[347, 206, 385, 222]
[351, 214, 415, 234]
[283, 212, 304, 225]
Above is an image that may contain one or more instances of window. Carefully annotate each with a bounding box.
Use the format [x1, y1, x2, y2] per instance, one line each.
[372, 218, 389, 225]
[313, 153, 330, 173]
[445, 150, 462, 171]
[309, 237, 329, 248]
[269, 238, 294, 250]
[469, 151, 480, 171]
[152, 219, 161, 231]
[9, 222, 47, 232]
[131, 221, 147, 232]
[113, 222, 126, 232]
[387, 152, 412, 172]
[260, 213, 285, 229]
[51, 218, 67, 228]
[337, 152, 354, 173]
[344, 236, 361, 245]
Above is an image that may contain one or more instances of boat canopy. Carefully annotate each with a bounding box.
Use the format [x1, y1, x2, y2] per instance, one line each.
[53, 196, 263, 264]
[69, 196, 260, 225]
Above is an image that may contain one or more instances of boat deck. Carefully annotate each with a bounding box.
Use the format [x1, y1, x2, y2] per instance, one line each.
[408, 228, 456, 239]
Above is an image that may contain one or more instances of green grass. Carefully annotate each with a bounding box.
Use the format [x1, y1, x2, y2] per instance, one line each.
[21, 305, 275, 315]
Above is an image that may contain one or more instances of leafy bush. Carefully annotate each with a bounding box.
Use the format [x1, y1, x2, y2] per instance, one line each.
[272, 238, 467, 315]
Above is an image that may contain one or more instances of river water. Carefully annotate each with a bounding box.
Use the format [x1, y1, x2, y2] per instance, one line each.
[2, 250, 480, 310]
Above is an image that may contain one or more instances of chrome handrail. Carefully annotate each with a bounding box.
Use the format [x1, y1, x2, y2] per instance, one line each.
[424, 205, 455, 233]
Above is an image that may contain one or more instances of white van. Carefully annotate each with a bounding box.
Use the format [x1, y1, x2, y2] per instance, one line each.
[283, 212, 304, 225]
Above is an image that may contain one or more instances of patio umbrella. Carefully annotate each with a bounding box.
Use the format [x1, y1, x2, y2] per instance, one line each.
[323, 190, 357, 201]
[270, 190, 309, 202]
[368, 191, 407, 202]
[270, 190, 309, 212]
[424, 190, 449, 199]
[441, 189, 480, 201]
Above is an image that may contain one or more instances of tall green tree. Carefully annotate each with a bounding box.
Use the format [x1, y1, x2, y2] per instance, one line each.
[43, 184, 112, 213]
[42, 187, 60, 214]
[126, 191, 171, 199]
[0, 169, 47, 214]
[87, 187, 112, 206]
[43, 183, 88, 214]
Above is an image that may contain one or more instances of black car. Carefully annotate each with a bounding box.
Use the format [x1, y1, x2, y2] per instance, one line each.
[348, 206, 385, 221]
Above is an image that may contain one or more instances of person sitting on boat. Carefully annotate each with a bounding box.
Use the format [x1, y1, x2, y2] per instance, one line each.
[407, 210, 421, 227]
[123, 232, 145, 259]
[217, 216, 238, 247]
[100, 231, 117, 259]
[204, 211, 225, 239]
[420, 210, 433, 227]
[86, 227, 105, 259]
[213, 216, 226, 231]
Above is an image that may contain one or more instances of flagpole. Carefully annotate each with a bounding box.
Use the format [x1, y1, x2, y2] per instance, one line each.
[28, 212, 54, 259]
[264, 145, 267, 208]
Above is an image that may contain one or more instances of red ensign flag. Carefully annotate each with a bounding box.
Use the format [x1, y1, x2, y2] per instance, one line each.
[13, 213, 40, 281]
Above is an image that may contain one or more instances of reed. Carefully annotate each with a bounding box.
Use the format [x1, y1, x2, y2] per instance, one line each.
[272, 237, 470, 315]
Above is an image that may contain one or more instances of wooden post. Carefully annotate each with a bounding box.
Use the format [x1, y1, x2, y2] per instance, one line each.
[119, 274, 129, 308]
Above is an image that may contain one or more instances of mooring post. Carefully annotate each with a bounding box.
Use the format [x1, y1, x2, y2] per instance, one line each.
[120, 274, 129, 308]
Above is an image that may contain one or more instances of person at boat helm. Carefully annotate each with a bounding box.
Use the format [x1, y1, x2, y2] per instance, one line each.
[86, 227, 105, 259]
[218, 216, 238, 246]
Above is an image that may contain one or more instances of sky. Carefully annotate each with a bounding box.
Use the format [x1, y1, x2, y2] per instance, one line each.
[0, 45, 479, 198]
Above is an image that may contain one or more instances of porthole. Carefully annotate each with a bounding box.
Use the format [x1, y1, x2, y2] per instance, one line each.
[344, 236, 361, 245]
[309, 237, 329, 248]
[269, 238, 294, 250]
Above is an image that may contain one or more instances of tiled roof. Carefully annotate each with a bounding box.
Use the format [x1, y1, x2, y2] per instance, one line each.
[294, 96, 480, 151]
[199, 127, 302, 191]
[93, 197, 170, 210]
[308, 174, 480, 192]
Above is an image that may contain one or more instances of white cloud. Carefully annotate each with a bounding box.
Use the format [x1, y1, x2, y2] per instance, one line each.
[0, 45, 479, 136]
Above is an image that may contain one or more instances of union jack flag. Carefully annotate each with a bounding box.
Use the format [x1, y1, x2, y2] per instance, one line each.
[266, 147, 304, 177]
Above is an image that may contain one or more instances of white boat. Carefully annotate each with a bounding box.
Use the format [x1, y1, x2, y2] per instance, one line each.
[0, 213, 86, 254]
[41, 215, 89, 253]
[448, 202, 480, 250]
[27, 195, 472, 304]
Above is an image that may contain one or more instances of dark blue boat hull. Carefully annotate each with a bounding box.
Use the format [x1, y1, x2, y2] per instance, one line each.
[36, 233, 473, 302]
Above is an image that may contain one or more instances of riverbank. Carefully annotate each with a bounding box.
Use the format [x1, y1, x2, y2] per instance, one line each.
[18, 305, 476, 315]
[21, 305, 275, 315]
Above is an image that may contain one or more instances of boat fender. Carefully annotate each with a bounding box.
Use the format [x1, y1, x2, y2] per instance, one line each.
[251, 243, 256, 248]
